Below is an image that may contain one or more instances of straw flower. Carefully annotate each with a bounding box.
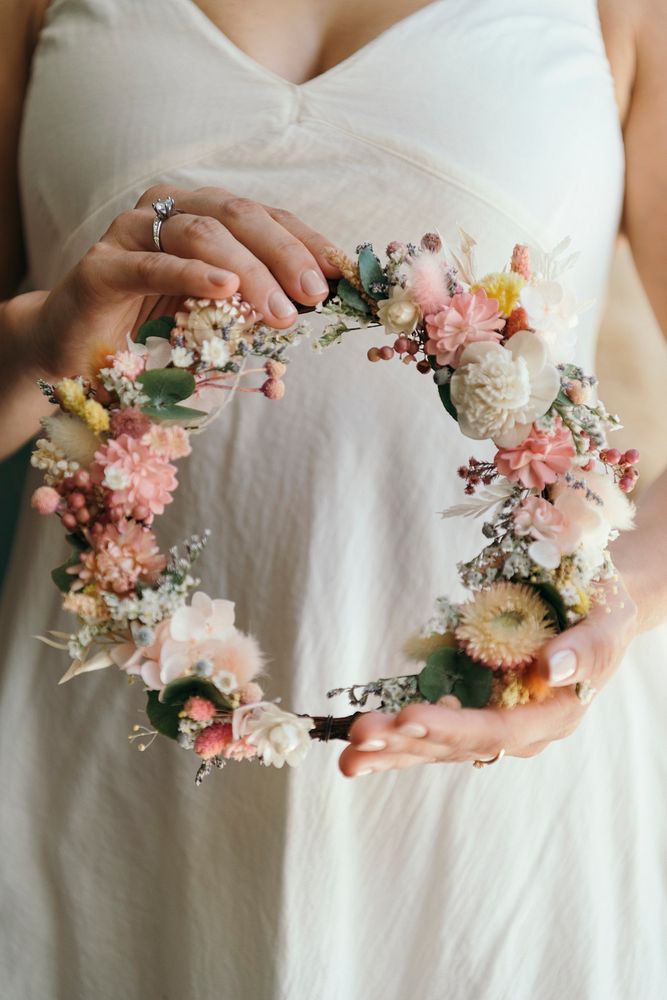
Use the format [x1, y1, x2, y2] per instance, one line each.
[472, 272, 525, 317]
[455, 583, 556, 670]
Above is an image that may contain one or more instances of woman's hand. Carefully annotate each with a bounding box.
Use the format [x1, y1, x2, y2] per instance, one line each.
[29, 184, 340, 379]
[339, 579, 639, 777]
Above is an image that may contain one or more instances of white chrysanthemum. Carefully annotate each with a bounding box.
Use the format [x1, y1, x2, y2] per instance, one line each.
[171, 346, 194, 368]
[376, 287, 421, 335]
[200, 337, 230, 368]
[41, 412, 100, 465]
[242, 704, 314, 768]
[449, 331, 560, 448]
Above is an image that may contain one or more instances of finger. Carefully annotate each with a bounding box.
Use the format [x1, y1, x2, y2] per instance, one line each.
[79, 243, 239, 303]
[339, 743, 431, 778]
[179, 192, 331, 308]
[264, 205, 343, 278]
[535, 586, 637, 688]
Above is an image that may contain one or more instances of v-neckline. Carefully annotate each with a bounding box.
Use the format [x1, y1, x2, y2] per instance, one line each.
[181, 0, 443, 91]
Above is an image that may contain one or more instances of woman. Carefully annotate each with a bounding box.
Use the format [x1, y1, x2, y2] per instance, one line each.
[1, 1, 666, 997]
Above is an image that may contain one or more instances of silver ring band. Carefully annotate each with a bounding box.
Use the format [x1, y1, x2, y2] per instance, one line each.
[151, 196, 177, 252]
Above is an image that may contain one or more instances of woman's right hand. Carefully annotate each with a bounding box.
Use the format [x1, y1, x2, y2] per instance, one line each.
[31, 185, 341, 379]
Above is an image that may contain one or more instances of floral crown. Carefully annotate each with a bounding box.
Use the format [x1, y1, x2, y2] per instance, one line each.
[31, 230, 638, 783]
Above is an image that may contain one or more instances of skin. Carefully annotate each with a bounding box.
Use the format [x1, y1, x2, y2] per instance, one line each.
[0, 0, 665, 775]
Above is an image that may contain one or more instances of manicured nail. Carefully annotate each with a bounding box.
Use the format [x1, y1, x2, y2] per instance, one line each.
[268, 289, 297, 318]
[208, 268, 233, 285]
[397, 723, 428, 738]
[356, 768, 374, 777]
[548, 649, 577, 684]
[300, 268, 329, 297]
[357, 738, 387, 752]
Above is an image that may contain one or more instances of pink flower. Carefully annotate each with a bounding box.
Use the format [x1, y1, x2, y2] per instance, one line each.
[511, 244, 532, 281]
[78, 520, 166, 595]
[109, 408, 152, 440]
[238, 681, 264, 704]
[408, 249, 453, 314]
[183, 696, 217, 722]
[494, 419, 575, 490]
[194, 722, 233, 760]
[31, 486, 60, 515]
[514, 496, 565, 541]
[222, 738, 257, 761]
[425, 290, 503, 367]
[146, 425, 192, 461]
[112, 350, 145, 380]
[92, 433, 178, 520]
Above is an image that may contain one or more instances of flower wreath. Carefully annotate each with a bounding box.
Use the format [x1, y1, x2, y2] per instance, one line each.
[31, 230, 638, 783]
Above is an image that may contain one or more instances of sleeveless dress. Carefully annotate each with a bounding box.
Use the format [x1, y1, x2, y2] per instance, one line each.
[3, 2, 667, 998]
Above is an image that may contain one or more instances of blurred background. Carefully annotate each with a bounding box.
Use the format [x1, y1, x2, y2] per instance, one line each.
[1, 239, 666, 587]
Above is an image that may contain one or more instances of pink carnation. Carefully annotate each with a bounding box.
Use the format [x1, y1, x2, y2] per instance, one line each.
[425, 290, 503, 367]
[194, 722, 233, 760]
[494, 419, 575, 490]
[112, 350, 145, 380]
[146, 425, 192, 461]
[92, 433, 178, 520]
[514, 496, 565, 542]
[183, 696, 217, 722]
[109, 408, 152, 440]
[78, 519, 166, 595]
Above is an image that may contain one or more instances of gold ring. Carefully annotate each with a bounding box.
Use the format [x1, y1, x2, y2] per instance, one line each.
[473, 748, 506, 769]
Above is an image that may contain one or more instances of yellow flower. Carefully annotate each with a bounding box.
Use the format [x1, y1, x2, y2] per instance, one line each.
[472, 272, 526, 317]
[82, 399, 110, 434]
[455, 582, 556, 669]
[491, 670, 530, 709]
[572, 589, 591, 617]
[56, 378, 87, 414]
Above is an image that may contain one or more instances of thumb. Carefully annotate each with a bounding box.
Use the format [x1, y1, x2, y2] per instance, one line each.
[536, 610, 606, 689]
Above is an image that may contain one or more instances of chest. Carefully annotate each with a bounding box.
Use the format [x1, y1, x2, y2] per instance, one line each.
[190, 0, 436, 84]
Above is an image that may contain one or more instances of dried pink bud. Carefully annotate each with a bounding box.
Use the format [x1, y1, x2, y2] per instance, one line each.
[261, 378, 286, 400]
[264, 360, 287, 379]
[238, 682, 264, 705]
[510, 244, 532, 280]
[31, 486, 61, 516]
[194, 722, 232, 759]
[183, 696, 217, 722]
[420, 232, 442, 253]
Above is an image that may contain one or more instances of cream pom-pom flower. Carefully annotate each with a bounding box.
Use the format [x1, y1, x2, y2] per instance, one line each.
[237, 703, 314, 768]
[376, 287, 421, 335]
[41, 412, 101, 466]
[455, 582, 556, 670]
[449, 331, 560, 448]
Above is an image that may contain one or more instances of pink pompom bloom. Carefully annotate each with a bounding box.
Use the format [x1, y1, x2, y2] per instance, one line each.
[78, 519, 166, 595]
[425, 290, 504, 368]
[194, 722, 233, 760]
[407, 248, 454, 314]
[109, 407, 152, 440]
[92, 433, 178, 520]
[31, 486, 61, 515]
[146, 425, 192, 461]
[183, 696, 217, 722]
[494, 418, 575, 490]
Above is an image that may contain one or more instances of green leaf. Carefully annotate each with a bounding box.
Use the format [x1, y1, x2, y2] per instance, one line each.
[146, 691, 181, 740]
[437, 381, 458, 421]
[357, 247, 387, 300]
[161, 676, 233, 712]
[531, 582, 569, 632]
[137, 368, 195, 409]
[65, 532, 88, 552]
[452, 656, 493, 708]
[50, 550, 80, 593]
[417, 647, 492, 709]
[136, 316, 176, 345]
[336, 278, 373, 316]
[141, 403, 207, 424]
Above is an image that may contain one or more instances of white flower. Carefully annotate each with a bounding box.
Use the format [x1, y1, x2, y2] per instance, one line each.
[520, 280, 578, 364]
[449, 331, 560, 448]
[171, 346, 194, 368]
[200, 338, 230, 368]
[376, 288, 421, 335]
[102, 464, 131, 490]
[170, 591, 235, 642]
[41, 412, 100, 465]
[127, 333, 172, 370]
[241, 703, 314, 768]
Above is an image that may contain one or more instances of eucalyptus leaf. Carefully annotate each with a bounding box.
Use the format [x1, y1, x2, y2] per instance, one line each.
[336, 278, 373, 316]
[357, 247, 387, 300]
[437, 381, 458, 421]
[50, 551, 80, 593]
[531, 582, 568, 632]
[141, 403, 208, 424]
[136, 316, 176, 345]
[417, 646, 492, 708]
[137, 368, 196, 409]
[161, 675, 233, 711]
[146, 691, 181, 740]
[451, 656, 493, 708]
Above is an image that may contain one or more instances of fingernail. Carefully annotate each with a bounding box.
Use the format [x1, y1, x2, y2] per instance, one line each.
[397, 723, 428, 738]
[268, 289, 297, 318]
[300, 268, 329, 297]
[356, 768, 374, 777]
[548, 649, 577, 684]
[208, 268, 233, 286]
[357, 739, 387, 752]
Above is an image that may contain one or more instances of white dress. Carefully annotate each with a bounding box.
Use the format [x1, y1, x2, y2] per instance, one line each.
[3, 1, 667, 997]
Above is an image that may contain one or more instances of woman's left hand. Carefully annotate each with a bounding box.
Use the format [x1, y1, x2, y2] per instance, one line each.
[339, 579, 639, 777]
